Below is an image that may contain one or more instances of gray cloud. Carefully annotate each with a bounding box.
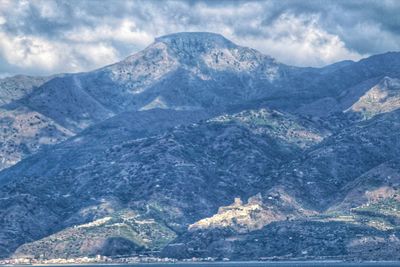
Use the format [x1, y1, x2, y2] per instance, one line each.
[0, 0, 399, 77]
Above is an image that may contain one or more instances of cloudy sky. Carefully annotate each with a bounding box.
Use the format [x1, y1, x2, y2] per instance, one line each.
[0, 0, 399, 77]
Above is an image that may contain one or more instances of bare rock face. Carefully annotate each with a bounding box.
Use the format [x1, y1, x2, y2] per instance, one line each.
[1, 32, 400, 260]
[189, 191, 315, 233]
[347, 76, 400, 119]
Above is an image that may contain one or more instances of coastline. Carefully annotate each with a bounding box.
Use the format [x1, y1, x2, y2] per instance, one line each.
[3, 260, 400, 266]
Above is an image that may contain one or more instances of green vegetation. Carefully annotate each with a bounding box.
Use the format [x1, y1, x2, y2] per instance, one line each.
[13, 209, 176, 259]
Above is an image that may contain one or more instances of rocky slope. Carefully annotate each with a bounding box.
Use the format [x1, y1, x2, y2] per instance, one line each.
[0, 107, 325, 258]
[0, 32, 303, 171]
[0, 75, 55, 106]
[346, 76, 400, 119]
[13, 209, 176, 259]
[163, 110, 400, 260]
[1, 32, 400, 260]
[1, 33, 400, 171]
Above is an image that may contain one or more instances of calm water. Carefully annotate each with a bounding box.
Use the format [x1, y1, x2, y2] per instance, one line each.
[30, 262, 400, 267]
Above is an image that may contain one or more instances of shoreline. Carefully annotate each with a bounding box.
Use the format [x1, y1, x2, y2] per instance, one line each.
[2, 260, 400, 266]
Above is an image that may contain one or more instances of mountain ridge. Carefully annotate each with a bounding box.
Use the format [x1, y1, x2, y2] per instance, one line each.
[0, 32, 400, 261]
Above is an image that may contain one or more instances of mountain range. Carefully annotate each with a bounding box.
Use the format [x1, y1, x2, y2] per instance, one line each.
[0, 32, 399, 261]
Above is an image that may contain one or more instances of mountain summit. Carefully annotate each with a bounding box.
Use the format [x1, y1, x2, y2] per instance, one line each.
[155, 32, 236, 49]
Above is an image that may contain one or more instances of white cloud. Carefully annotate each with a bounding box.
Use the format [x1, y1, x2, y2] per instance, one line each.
[235, 13, 365, 67]
[0, 72, 13, 78]
[74, 42, 119, 70]
[0, 32, 119, 74]
[0, 0, 398, 76]
[0, 32, 59, 70]
[65, 20, 153, 46]
[35, 1, 65, 20]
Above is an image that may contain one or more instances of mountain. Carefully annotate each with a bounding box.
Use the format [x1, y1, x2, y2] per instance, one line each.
[0, 107, 326, 258]
[18, 32, 295, 128]
[0, 32, 299, 171]
[162, 109, 400, 261]
[0, 32, 400, 261]
[0, 74, 70, 170]
[1, 33, 400, 171]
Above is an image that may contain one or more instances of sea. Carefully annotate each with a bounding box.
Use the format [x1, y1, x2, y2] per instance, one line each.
[18, 262, 400, 267]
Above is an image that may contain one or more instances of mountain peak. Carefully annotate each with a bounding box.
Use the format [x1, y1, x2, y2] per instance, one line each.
[154, 32, 236, 50]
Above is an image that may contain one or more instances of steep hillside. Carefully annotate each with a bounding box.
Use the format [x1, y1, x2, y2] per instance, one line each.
[2, 33, 400, 172]
[0, 75, 55, 106]
[13, 209, 176, 259]
[346, 76, 400, 119]
[0, 32, 301, 171]
[163, 110, 400, 261]
[0, 107, 325, 258]
[0, 105, 73, 170]
[163, 219, 400, 261]
[1, 32, 400, 261]
[271, 109, 400, 211]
